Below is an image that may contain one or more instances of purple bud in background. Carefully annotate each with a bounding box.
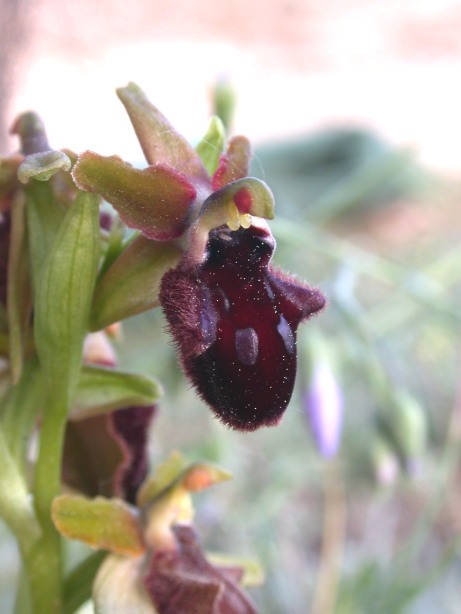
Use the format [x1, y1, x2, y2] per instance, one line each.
[303, 359, 343, 458]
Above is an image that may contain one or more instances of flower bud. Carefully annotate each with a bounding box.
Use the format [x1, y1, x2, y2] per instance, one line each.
[302, 332, 343, 458]
[381, 389, 427, 474]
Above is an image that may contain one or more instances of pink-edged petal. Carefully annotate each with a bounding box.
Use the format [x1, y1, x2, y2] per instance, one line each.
[72, 152, 196, 240]
[117, 82, 209, 183]
[211, 136, 252, 190]
[109, 405, 157, 504]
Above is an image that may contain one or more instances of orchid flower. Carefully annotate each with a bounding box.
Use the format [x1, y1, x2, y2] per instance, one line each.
[72, 83, 326, 431]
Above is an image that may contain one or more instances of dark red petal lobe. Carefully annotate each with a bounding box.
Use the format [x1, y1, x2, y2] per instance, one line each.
[144, 525, 259, 614]
[63, 405, 156, 503]
[160, 225, 325, 431]
[109, 404, 157, 504]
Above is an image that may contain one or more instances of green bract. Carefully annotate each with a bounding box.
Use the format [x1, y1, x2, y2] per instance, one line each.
[90, 234, 181, 330]
[34, 191, 100, 404]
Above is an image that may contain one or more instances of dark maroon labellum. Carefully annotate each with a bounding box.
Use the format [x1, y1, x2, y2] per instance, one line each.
[160, 223, 325, 431]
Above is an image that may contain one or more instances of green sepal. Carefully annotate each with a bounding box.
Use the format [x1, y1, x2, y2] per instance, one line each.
[195, 116, 225, 176]
[51, 495, 145, 555]
[17, 150, 71, 184]
[136, 452, 188, 507]
[137, 452, 231, 508]
[116, 82, 208, 182]
[71, 365, 162, 420]
[7, 191, 32, 383]
[93, 554, 157, 614]
[34, 191, 101, 404]
[90, 234, 181, 331]
[72, 152, 196, 240]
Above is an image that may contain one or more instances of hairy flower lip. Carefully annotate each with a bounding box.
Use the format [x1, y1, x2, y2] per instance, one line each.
[160, 222, 326, 431]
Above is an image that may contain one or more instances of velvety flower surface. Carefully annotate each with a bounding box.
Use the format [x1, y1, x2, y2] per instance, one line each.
[70, 82, 327, 431]
[160, 220, 325, 431]
[145, 525, 258, 614]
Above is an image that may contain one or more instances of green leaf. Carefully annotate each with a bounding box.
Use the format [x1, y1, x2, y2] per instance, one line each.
[1, 358, 44, 475]
[72, 152, 196, 240]
[63, 551, 106, 614]
[17, 150, 71, 184]
[71, 365, 162, 419]
[90, 234, 181, 330]
[52, 495, 145, 555]
[7, 191, 32, 383]
[116, 82, 208, 182]
[195, 116, 225, 176]
[34, 191, 100, 404]
[93, 554, 157, 614]
[0, 424, 41, 550]
[25, 181, 67, 296]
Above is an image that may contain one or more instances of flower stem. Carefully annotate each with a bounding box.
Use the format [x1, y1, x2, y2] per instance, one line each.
[0, 425, 56, 613]
[32, 394, 69, 612]
[310, 459, 345, 614]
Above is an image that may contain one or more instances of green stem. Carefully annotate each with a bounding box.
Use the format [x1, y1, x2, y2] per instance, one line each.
[32, 394, 69, 612]
[0, 425, 55, 613]
[310, 460, 345, 614]
[0, 425, 41, 550]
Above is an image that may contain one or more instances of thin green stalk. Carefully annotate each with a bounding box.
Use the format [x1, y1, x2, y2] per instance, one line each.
[310, 460, 345, 614]
[0, 425, 41, 550]
[396, 351, 461, 571]
[32, 394, 69, 613]
[0, 425, 57, 613]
